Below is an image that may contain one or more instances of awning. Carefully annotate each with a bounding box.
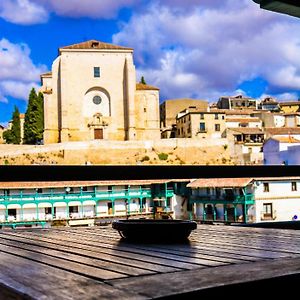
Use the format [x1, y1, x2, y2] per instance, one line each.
[253, 0, 300, 18]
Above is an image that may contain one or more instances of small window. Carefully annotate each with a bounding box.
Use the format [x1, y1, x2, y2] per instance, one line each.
[214, 114, 219, 120]
[69, 206, 79, 214]
[108, 186, 112, 192]
[36, 188, 42, 193]
[263, 183, 269, 192]
[262, 203, 273, 220]
[200, 113, 204, 120]
[199, 122, 206, 132]
[45, 207, 51, 214]
[82, 186, 88, 192]
[94, 67, 100, 77]
[215, 124, 220, 131]
[144, 108, 147, 112]
[292, 182, 297, 191]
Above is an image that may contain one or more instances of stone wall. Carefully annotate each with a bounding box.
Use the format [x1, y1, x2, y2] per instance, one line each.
[0, 138, 235, 165]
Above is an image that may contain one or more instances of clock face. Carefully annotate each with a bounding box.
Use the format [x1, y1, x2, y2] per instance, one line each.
[93, 95, 102, 105]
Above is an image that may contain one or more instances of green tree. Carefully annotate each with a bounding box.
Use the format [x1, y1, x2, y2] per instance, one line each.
[140, 76, 147, 85]
[3, 106, 21, 144]
[23, 88, 44, 144]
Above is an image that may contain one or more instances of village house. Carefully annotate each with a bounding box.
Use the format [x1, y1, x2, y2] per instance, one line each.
[259, 97, 280, 111]
[188, 177, 300, 223]
[263, 136, 300, 165]
[176, 109, 226, 139]
[279, 101, 300, 113]
[217, 95, 258, 110]
[225, 127, 264, 164]
[40, 40, 160, 144]
[0, 179, 190, 228]
[160, 98, 208, 138]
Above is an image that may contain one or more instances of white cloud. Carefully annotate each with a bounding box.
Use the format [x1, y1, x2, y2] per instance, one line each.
[41, 0, 139, 19]
[0, 0, 48, 25]
[0, 0, 140, 24]
[114, 0, 300, 101]
[0, 38, 47, 102]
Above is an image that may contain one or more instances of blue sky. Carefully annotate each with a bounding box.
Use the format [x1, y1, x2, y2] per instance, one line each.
[0, 0, 300, 125]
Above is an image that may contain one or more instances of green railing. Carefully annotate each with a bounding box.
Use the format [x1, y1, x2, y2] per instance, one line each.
[0, 188, 154, 206]
[190, 193, 254, 204]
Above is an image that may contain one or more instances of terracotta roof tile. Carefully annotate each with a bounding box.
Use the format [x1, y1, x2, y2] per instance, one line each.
[136, 83, 160, 91]
[227, 128, 264, 134]
[0, 179, 179, 189]
[270, 136, 300, 143]
[265, 127, 300, 135]
[60, 40, 133, 51]
[226, 118, 261, 122]
[187, 178, 253, 188]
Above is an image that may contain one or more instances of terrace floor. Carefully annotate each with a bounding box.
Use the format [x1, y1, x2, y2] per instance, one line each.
[0, 224, 299, 299]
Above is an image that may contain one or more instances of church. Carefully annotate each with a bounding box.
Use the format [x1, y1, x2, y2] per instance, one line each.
[40, 40, 160, 144]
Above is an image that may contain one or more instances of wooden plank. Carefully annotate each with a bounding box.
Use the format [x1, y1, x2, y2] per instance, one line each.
[0, 231, 186, 273]
[0, 243, 126, 280]
[0, 251, 145, 300]
[107, 257, 300, 299]
[6, 230, 221, 269]
[0, 237, 156, 277]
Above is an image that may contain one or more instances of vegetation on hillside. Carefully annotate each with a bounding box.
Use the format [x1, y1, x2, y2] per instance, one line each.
[3, 105, 21, 144]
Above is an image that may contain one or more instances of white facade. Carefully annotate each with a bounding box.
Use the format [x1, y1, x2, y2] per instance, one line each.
[254, 179, 300, 222]
[263, 137, 300, 165]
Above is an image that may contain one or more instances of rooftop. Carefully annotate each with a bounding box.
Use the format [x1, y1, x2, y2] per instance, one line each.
[1, 225, 299, 298]
[187, 177, 253, 188]
[136, 83, 160, 91]
[59, 40, 133, 52]
[265, 127, 300, 135]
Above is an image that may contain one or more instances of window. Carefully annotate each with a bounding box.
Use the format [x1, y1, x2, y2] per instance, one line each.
[263, 183, 269, 192]
[200, 113, 204, 120]
[94, 67, 100, 77]
[36, 188, 42, 193]
[262, 203, 273, 220]
[82, 186, 88, 192]
[292, 182, 297, 191]
[69, 206, 79, 214]
[199, 122, 206, 132]
[215, 124, 220, 131]
[214, 114, 219, 120]
[45, 207, 51, 214]
[144, 108, 147, 112]
[93, 95, 102, 105]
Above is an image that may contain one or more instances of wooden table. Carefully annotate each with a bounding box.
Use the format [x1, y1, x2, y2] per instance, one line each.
[0, 224, 299, 299]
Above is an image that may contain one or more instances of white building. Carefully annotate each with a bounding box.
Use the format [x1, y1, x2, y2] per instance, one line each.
[188, 177, 300, 223]
[263, 136, 300, 165]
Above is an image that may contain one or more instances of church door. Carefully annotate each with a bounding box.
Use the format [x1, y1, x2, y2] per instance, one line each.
[94, 129, 103, 139]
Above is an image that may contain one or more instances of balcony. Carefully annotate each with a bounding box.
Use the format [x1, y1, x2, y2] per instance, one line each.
[190, 193, 254, 204]
[0, 188, 153, 205]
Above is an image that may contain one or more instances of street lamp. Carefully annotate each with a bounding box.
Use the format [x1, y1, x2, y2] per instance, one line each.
[253, 0, 300, 18]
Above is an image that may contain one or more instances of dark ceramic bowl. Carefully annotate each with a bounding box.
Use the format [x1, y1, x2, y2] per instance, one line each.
[112, 219, 197, 242]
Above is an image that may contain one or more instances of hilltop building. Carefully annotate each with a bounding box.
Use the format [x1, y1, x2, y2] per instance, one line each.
[160, 98, 208, 138]
[40, 40, 160, 144]
[217, 95, 258, 110]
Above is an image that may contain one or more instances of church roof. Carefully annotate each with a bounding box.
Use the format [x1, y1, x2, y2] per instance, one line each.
[136, 83, 160, 91]
[60, 40, 133, 51]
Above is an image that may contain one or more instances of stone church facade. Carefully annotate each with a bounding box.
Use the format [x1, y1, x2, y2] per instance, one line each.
[40, 40, 160, 144]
